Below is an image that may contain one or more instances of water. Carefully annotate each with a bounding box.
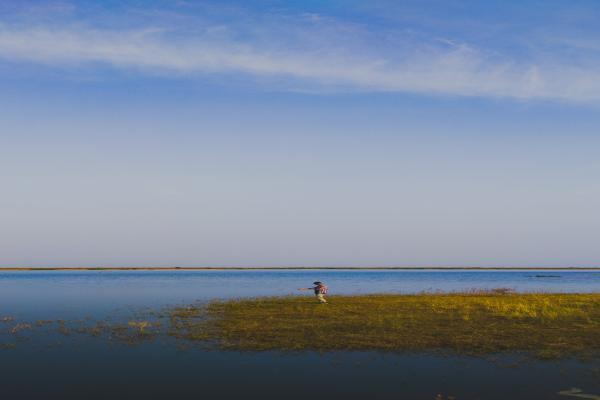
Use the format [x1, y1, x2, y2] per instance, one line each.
[1, 269, 598, 319]
[1, 269, 598, 399]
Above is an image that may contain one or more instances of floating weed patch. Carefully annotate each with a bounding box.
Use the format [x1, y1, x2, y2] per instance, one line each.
[128, 320, 152, 334]
[50, 317, 162, 345]
[85, 322, 110, 337]
[10, 323, 32, 335]
[1, 316, 14, 323]
[168, 305, 208, 341]
[57, 320, 71, 336]
[167, 293, 600, 359]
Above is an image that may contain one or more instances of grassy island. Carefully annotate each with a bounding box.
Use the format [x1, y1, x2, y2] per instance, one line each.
[169, 291, 600, 359]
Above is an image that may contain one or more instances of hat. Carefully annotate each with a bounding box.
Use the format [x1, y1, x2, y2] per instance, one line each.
[313, 281, 322, 285]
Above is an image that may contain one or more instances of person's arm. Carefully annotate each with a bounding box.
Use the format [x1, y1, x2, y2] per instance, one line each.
[297, 287, 313, 291]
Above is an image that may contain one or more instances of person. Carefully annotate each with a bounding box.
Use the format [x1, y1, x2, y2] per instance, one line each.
[298, 281, 328, 303]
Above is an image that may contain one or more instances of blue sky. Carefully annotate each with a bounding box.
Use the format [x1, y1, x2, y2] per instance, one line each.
[1, 1, 599, 267]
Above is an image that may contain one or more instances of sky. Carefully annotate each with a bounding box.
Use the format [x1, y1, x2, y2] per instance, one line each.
[1, 0, 599, 268]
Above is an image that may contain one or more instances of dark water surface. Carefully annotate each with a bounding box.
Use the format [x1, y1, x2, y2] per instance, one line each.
[1, 270, 599, 399]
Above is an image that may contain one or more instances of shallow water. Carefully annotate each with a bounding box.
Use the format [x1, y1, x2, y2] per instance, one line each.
[1, 270, 599, 399]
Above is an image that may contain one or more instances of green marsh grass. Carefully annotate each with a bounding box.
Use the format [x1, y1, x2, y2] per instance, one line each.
[169, 291, 600, 359]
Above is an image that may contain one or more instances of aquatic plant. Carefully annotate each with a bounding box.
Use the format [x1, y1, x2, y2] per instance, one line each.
[10, 323, 32, 335]
[168, 292, 600, 359]
[128, 320, 151, 334]
[57, 320, 71, 336]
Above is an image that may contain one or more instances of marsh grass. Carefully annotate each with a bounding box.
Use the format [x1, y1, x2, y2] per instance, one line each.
[169, 292, 600, 359]
[2, 291, 598, 358]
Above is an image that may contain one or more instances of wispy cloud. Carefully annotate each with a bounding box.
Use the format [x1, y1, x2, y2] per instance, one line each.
[1, 7, 600, 103]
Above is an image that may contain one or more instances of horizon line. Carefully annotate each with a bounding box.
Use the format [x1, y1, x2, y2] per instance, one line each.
[1, 267, 599, 271]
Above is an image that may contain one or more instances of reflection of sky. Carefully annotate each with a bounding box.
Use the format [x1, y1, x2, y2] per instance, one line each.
[1, 1, 600, 267]
[0, 271, 598, 319]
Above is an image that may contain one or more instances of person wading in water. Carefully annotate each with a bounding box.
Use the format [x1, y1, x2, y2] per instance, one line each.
[298, 281, 328, 303]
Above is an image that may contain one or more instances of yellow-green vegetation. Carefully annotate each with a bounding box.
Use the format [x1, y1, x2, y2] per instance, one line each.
[54, 318, 161, 342]
[169, 292, 600, 359]
[128, 320, 152, 334]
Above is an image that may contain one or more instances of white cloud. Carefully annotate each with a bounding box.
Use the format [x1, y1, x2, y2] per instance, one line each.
[1, 22, 600, 103]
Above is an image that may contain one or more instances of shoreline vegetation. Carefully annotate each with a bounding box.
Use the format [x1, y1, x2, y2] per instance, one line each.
[169, 291, 600, 359]
[1, 267, 599, 271]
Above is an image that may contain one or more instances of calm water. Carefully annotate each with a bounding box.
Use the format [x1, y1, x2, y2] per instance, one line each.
[1, 269, 598, 400]
[1, 269, 598, 319]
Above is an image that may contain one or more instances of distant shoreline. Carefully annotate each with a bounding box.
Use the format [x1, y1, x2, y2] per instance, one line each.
[0, 267, 599, 271]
